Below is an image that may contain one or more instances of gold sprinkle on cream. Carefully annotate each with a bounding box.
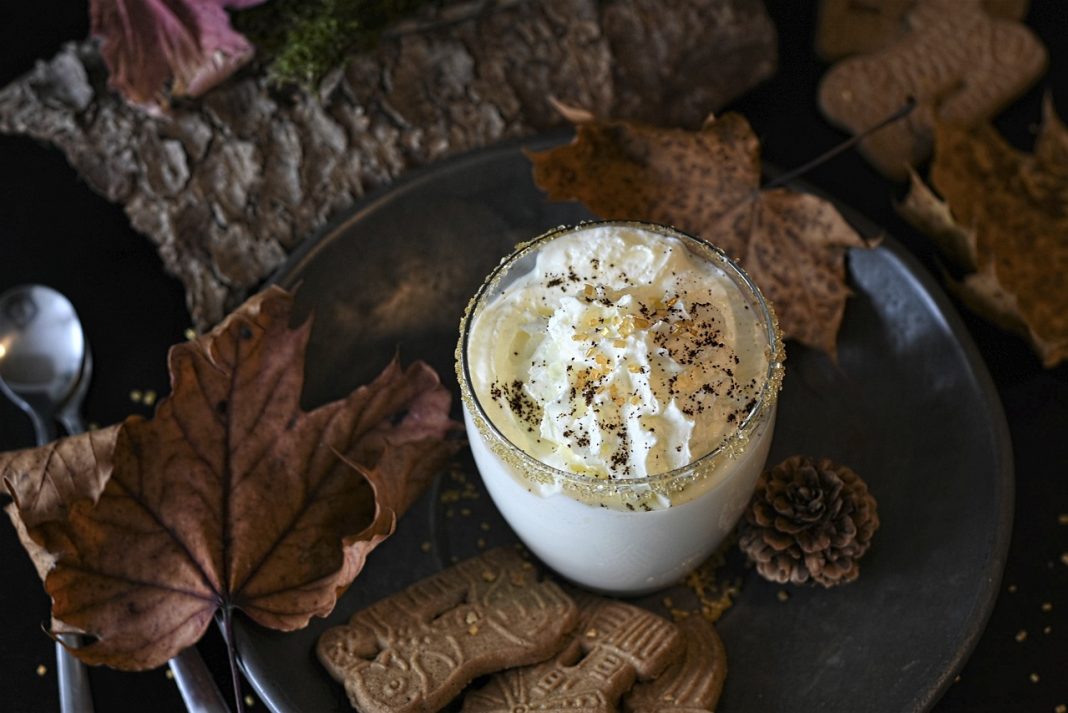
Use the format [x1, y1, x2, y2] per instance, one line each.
[585, 628, 598, 638]
[465, 612, 478, 625]
[468, 625, 480, 636]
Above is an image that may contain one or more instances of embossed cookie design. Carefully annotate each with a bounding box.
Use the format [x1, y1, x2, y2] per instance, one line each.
[462, 593, 683, 712]
[623, 616, 727, 712]
[316, 548, 578, 713]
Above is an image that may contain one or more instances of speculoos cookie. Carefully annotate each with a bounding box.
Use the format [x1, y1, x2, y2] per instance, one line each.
[317, 547, 577, 713]
[461, 592, 684, 712]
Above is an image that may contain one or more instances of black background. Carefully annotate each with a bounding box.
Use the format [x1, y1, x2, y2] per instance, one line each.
[1, 1, 1065, 711]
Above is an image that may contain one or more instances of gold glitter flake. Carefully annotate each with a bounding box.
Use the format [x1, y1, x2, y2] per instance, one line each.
[777, 590, 790, 603]
[1042, 602, 1053, 613]
[1029, 673, 1040, 684]
[420, 541, 432, 553]
[36, 664, 47, 677]
[244, 694, 256, 707]
[1054, 705, 1066, 713]
[1015, 629, 1028, 643]
[1058, 513, 1068, 525]
[183, 328, 197, 341]
[681, 543, 741, 622]
[165, 669, 174, 680]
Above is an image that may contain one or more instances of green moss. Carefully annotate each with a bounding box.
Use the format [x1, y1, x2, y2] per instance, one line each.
[234, 0, 436, 88]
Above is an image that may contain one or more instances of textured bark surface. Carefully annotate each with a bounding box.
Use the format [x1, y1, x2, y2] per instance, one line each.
[0, 0, 777, 329]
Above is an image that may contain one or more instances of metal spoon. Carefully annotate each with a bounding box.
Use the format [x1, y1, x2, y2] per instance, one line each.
[0, 284, 93, 713]
[0, 285, 230, 713]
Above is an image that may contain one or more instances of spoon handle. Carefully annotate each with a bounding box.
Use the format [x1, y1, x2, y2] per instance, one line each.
[25, 411, 93, 713]
[26, 408, 57, 448]
[170, 648, 231, 713]
[57, 409, 86, 437]
[56, 635, 93, 713]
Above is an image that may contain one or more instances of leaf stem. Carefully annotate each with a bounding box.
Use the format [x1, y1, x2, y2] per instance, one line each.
[223, 606, 245, 713]
[762, 97, 917, 191]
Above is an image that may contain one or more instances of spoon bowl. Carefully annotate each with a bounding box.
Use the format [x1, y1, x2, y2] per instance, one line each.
[0, 285, 87, 444]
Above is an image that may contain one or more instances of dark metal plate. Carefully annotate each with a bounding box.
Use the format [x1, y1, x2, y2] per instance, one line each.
[232, 136, 1013, 713]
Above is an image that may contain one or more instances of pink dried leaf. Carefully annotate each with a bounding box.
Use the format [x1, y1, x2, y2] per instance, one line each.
[89, 0, 269, 113]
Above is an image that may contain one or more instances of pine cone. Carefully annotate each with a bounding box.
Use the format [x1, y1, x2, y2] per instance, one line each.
[738, 455, 879, 587]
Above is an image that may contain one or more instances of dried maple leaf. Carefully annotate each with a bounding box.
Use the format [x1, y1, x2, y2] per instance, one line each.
[899, 98, 1068, 367]
[90, 0, 269, 114]
[527, 105, 870, 357]
[1, 286, 456, 670]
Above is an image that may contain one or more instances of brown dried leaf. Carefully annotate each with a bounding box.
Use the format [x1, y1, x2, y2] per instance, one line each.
[527, 109, 869, 357]
[1, 286, 456, 669]
[898, 98, 1068, 367]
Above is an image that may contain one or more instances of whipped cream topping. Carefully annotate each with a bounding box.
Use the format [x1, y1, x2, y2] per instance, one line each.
[467, 224, 770, 480]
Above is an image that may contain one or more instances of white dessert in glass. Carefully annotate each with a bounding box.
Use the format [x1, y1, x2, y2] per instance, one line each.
[457, 221, 784, 595]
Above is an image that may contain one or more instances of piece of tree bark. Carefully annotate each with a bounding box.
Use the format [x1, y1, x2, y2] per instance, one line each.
[0, 0, 777, 330]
